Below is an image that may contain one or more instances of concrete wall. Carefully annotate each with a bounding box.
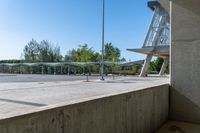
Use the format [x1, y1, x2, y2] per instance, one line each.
[0, 85, 169, 133]
[170, 0, 200, 123]
[159, 0, 170, 13]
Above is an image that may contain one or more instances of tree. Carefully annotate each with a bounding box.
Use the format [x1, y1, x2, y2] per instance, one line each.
[149, 57, 164, 72]
[52, 45, 63, 62]
[23, 39, 62, 63]
[38, 40, 62, 62]
[65, 49, 77, 62]
[38, 40, 51, 62]
[23, 39, 39, 62]
[104, 43, 121, 62]
[65, 44, 100, 62]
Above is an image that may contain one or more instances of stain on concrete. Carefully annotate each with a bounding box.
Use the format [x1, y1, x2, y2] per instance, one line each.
[168, 125, 186, 133]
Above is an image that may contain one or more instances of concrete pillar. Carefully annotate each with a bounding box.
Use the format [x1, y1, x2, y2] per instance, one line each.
[169, 0, 200, 123]
[68, 65, 70, 76]
[9, 67, 12, 73]
[60, 66, 63, 75]
[41, 66, 44, 75]
[30, 67, 33, 74]
[140, 54, 152, 77]
[2, 65, 5, 73]
[82, 67, 85, 75]
[159, 57, 169, 76]
[19, 66, 21, 74]
[54, 67, 56, 75]
[48, 67, 50, 74]
[74, 67, 77, 75]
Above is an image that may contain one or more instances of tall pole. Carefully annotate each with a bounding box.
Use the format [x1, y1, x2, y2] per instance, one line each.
[100, 0, 105, 80]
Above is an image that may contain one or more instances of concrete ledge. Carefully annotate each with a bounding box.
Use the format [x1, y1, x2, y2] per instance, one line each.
[0, 84, 169, 133]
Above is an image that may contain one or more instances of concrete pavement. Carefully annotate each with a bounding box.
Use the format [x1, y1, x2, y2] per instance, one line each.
[0, 75, 169, 119]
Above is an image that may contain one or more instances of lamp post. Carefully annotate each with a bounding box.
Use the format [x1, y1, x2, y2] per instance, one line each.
[100, 0, 105, 80]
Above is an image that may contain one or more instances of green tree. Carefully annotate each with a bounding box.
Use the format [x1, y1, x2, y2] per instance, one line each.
[23, 39, 39, 62]
[65, 49, 77, 62]
[38, 40, 62, 62]
[65, 44, 100, 62]
[149, 57, 164, 72]
[104, 43, 120, 61]
[52, 45, 63, 62]
[23, 39, 62, 63]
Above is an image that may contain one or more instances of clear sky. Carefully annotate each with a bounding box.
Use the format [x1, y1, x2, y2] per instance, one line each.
[0, 0, 152, 61]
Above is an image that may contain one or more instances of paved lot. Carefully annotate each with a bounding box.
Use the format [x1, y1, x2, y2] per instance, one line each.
[0, 74, 101, 82]
[0, 74, 169, 119]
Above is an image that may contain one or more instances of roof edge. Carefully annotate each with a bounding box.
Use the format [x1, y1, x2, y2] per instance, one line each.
[148, 1, 160, 11]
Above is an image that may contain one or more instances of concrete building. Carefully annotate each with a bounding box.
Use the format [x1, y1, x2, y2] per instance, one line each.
[169, 0, 200, 123]
[127, 1, 170, 77]
[0, 0, 200, 132]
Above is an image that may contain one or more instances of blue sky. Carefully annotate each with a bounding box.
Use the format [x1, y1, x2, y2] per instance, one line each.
[0, 0, 152, 61]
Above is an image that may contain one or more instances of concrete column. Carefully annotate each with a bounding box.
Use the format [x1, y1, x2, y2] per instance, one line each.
[159, 57, 169, 76]
[9, 67, 12, 73]
[2, 66, 5, 73]
[19, 66, 21, 74]
[60, 66, 63, 75]
[54, 67, 56, 75]
[68, 65, 70, 76]
[41, 66, 44, 75]
[30, 67, 33, 74]
[74, 67, 76, 75]
[140, 54, 152, 77]
[169, 0, 200, 123]
[48, 67, 50, 74]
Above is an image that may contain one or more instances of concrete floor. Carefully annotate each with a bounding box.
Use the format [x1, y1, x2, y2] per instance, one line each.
[156, 121, 200, 133]
[0, 74, 101, 82]
[0, 74, 169, 119]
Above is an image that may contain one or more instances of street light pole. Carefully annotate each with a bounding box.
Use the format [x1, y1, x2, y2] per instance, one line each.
[100, 0, 105, 80]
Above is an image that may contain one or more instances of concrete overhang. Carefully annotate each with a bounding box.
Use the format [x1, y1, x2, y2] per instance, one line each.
[127, 45, 169, 57]
[119, 60, 144, 67]
[127, 47, 154, 55]
[148, 1, 160, 11]
[148, 0, 170, 13]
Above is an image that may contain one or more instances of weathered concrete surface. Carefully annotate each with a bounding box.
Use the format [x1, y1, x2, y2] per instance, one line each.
[0, 76, 169, 133]
[159, 0, 170, 13]
[0, 85, 169, 133]
[170, 0, 200, 123]
[0, 76, 169, 117]
[156, 120, 200, 133]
